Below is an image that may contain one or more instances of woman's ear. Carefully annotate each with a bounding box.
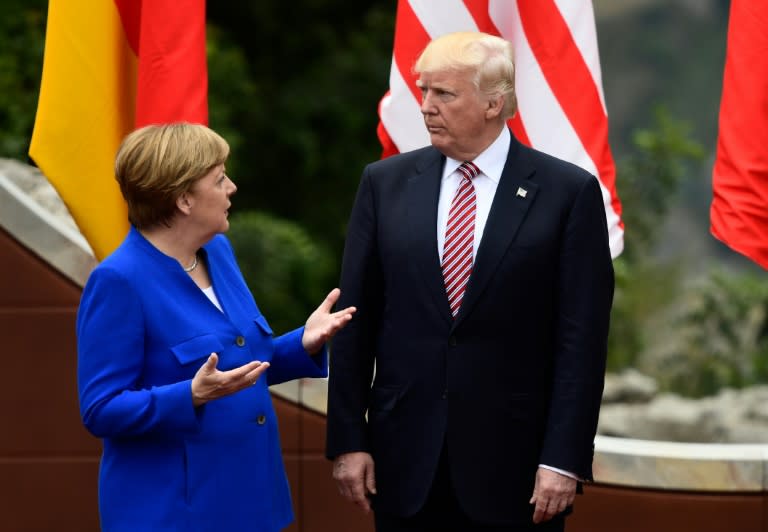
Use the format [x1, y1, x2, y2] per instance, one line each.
[176, 192, 193, 215]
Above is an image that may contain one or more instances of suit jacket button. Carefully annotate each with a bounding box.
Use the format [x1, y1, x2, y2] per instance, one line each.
[448, 336, 457, 346]
[235, 336, 246, 347]
[256, 414, 266, 425]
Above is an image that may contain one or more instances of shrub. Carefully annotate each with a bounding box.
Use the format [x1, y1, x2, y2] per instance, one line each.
[227, 210, 336, 335]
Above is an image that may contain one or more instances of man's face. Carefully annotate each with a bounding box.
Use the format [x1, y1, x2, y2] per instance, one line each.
[417, 68, 490, 161]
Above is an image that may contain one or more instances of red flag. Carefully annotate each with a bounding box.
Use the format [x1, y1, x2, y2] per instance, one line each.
[710, 0, 768, 269]
[119, 0, 209, 127]
[377, 0, 624, 258]
[30, 0, 207, 260]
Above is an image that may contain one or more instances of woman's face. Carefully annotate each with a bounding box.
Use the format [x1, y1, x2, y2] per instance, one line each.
[185, 164, 237, 236]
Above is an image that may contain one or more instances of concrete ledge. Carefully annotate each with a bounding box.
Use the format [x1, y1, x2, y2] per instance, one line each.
[272, 379, 768, 492]
[0, 163, 96, 286]
[593, 435, 766, 491]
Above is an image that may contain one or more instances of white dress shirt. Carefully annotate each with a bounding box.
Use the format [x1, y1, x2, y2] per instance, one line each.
[437, 127, 510, 262]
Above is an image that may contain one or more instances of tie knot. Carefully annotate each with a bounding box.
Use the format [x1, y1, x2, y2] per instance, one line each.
[458, 161, 480, 181]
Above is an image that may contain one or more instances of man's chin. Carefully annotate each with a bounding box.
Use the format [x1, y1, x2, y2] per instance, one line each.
[428, 134, 448, 150]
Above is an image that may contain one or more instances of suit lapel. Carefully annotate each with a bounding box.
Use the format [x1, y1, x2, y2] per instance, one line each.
[453, 138, 538, 327]
[406, 149, 454, 325]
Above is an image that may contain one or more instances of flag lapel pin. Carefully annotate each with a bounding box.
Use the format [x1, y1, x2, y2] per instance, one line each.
[516, 187, 528, 198]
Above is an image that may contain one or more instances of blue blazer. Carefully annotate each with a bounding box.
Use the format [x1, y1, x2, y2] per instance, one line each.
[77, 227, 327, 532]
[327, 136, 613, 525]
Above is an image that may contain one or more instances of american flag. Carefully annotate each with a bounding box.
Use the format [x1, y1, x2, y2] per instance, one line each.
[377, 0, 624, 258]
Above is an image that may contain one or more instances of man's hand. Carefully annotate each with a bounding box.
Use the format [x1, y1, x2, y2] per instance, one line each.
[332, 451, 376, 513]
[529, 467, 577, 524]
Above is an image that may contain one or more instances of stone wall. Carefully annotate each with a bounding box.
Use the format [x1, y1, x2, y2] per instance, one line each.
[599, 369, 768, 442]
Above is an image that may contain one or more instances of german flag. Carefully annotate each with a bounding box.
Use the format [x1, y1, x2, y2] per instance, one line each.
[29, 0, 208, 260]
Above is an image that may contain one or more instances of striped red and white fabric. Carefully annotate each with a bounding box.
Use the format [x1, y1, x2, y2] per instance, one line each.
[377, 0, 624, 258]
[443, 161, 480, 317]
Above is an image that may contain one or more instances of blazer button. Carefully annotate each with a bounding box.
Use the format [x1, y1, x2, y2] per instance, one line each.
[235, 336, 246, 347]
[256, 414, 266, 425]
[448, 336, 457, 347]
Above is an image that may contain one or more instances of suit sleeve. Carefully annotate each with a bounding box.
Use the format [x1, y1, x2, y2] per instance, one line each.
[266, 326, 328, 386]
[325, 167, 382, 459]
[539, 175, 614, 480]
[77, 268, 200, 438]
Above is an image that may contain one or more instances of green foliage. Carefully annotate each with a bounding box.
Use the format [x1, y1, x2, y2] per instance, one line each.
[206, 2, 394, 251]
[596, 0, 729, 161]
[616, 106, 705, 262]
[607, 257, 680, 370]
[608, 107, 768, 397]
[643, 270, 768, 397]
[0, 0, 46, 159]
[607, 108, 705, 370]
[206, 26, 260, 183]
[226, 210, 336, 336]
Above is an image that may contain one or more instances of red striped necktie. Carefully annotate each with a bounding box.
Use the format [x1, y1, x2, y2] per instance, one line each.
[442, 161, 480, 318]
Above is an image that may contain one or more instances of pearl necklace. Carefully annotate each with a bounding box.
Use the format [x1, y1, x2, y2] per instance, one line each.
[183, 254, 198, 273]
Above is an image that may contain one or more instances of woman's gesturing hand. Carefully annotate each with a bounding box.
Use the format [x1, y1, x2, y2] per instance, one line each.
[302, 288, 356, 355]
[191, 353, 269, 407]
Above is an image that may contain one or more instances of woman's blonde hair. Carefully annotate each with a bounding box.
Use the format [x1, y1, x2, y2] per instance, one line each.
[115, 123, 230, 229]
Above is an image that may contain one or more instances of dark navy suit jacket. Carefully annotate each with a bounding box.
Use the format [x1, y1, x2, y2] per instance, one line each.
[78, 227, 327, 531]
[326, 136, 613, 525]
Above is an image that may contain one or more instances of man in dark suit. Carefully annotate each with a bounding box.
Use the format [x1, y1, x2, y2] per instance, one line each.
[326, 31, 613, 531]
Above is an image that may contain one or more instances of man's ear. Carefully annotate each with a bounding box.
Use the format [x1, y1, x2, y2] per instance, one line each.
[176, 192, 193, 215]
[486, 94, 505, 119]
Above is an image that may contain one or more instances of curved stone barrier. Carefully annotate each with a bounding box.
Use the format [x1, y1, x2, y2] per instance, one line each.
[0, 159, 96, 286]
[270, 380, 768, 492]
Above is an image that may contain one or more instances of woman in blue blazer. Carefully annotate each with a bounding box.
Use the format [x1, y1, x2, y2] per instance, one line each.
[77, 123, 355, 531]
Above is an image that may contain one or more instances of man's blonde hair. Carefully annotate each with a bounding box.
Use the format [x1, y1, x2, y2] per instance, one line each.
[115, 123, 230, 229]
[414, 31, 517, 118]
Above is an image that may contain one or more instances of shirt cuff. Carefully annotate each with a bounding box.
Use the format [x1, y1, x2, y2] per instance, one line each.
[538, 464, 581, 481]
